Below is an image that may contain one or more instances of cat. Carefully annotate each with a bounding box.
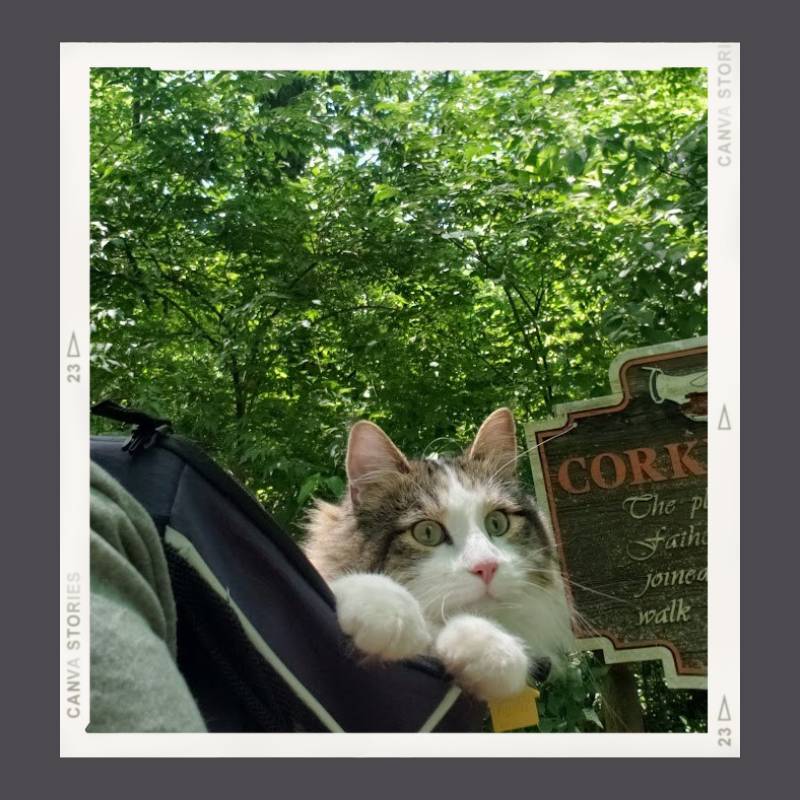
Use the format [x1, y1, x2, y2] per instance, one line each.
[302, 407, 574, 702]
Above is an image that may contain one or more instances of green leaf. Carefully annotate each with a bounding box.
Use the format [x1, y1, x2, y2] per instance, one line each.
[373, 184, 399, 203]
[441, 230, 480, 240]
[635, 156, 651, 177]
[564, 148, 586, 176]
[324, 475, 345, 497]
[464, 141, 495, 160]
[582, 708, 604, 729]
[296, 473, 321, 506]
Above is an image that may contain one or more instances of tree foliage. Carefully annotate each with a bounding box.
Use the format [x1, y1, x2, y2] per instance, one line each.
[90, 68, 707, 732]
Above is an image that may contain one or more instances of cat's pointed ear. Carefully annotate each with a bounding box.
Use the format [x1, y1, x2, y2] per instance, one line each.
[467, 407, 518, 477]
[346, 420, 410, 505]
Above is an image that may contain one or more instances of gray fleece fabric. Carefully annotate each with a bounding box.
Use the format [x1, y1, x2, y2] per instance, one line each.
[88, 462, 206, 732]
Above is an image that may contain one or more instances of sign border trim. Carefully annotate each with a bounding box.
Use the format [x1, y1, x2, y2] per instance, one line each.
[524, 336, 708, 690]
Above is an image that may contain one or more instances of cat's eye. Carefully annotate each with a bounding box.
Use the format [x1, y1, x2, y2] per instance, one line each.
[485, 510, 510, 537]
[411, 519, 446, 547]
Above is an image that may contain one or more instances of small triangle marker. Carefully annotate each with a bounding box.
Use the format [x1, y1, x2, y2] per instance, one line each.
[718, 405, 731, 431]
[718, 695, 731, 722]
[67, 332, 80, 358]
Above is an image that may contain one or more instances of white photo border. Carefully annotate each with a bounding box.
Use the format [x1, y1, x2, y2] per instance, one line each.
[61, 41, 739, 757]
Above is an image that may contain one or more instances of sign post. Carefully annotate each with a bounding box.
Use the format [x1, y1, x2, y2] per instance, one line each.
[525, 337, 707, 692]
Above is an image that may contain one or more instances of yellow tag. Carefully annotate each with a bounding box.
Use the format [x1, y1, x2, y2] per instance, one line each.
[489, 686, 540, 732]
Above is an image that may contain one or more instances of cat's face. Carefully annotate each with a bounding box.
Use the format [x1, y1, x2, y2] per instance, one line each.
[345, 408, 561, 626]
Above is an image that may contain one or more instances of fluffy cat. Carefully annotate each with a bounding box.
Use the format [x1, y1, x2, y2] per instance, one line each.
[302, 407, 574, 702]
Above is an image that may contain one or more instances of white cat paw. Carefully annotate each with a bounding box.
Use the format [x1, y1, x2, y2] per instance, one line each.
[434, 614, 529, 701]
[331, 573, 432, 661]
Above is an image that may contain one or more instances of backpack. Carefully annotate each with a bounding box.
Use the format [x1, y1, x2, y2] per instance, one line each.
[90, 401, 486, 733]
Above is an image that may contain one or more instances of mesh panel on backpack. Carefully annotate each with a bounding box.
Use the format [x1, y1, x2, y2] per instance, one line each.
[166, 544, 326, 732]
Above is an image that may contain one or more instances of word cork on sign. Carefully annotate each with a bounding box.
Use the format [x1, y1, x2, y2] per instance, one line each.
[525, 337, 707, 690]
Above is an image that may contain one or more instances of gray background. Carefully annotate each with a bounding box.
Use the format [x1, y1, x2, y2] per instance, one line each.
[5, 0, 785, 791]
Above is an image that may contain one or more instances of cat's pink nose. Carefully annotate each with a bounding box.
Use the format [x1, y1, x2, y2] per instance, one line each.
[470, 560, 498, 585]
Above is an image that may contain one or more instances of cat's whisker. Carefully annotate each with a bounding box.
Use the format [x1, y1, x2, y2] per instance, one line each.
[524, 544, 557, 562]
[504, 579, 607, 641]
[350, 467, 429, 499]
[488, 423, 578, 484]
[411, 585, 452, 614]
[569, 608, 606, 640]
[351, 468, 415, 485]
[555, 579, 635, 609]
[421, 436, 459, 459]
[523, 571, 636, 608]
[440, 593, 450, 623]
[415, 589, 445, 610]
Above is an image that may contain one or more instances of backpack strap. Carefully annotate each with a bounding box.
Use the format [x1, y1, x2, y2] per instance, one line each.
[91, 399, 172, 455]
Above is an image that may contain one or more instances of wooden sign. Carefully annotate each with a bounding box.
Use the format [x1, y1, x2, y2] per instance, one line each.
[525, 338, 707, 689]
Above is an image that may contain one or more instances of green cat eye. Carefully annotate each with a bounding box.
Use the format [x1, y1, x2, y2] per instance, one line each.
[411, 519, 446, 547]
[485, 510, 510, 537]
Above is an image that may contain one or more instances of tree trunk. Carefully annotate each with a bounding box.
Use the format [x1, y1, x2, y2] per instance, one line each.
[601, 663, 645, 732]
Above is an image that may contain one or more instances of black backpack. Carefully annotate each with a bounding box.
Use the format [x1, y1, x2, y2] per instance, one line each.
[90, 401, 486, 733]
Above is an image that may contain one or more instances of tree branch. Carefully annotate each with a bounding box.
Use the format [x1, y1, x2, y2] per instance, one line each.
[503, 286, 540, 372]
[509, 280, 555, 410]
[636, 150, 704, 192]
[117, 242, 222, 347]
